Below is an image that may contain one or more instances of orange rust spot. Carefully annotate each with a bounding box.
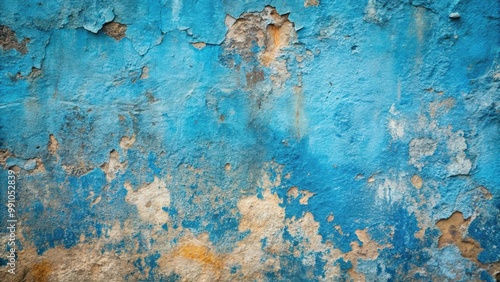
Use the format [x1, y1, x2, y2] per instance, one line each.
[174, 244, 224, 270]
[262, 20, 294, 66]
[31, 260, 52, 282]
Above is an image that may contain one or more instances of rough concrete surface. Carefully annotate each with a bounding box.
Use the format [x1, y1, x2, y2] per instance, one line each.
[0, 0, 499, 281]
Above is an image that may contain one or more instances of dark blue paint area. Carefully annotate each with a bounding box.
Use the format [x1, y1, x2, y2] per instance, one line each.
[381, 207, 429, 277]
[336, 258, 353, 271]
[469, 204, 500, 264]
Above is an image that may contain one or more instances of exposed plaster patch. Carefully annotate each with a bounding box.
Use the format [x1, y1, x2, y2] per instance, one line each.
[0, 149, 12, 167]
[8, 242, 139, 282]
[191, 42, 207, 49]
[102, 22, 127, 41]
[343, 229, 391, 281]
[157, 231, 224, 281]
[119, 134, 136, 150]
[140, 66, 149, 79]
[223, 6, 297, 85]
[446, 130, 472, 176]
[299, 190, 315, 205]
[435, 212, 500, 276]
[436, 212, 481, 263]
[429, 97, 455, 118]
[409, 138, 437, 169]
[388, 119, 405, 140]
[477, 186, 492, 200]
[24, 158, 46, 173]
[327, 214, 334, 222]
[245, 67, 264, 87]
[124, 177, 170, 226]
[224, 15, 237, 28]
[304, 0, 319, 7]
[100, 150, 127, 182]
[48, 134, 59, 155]
[287, 186, 299, 200]
[0, 25, 29, 54]
[411, 175, 423, 189]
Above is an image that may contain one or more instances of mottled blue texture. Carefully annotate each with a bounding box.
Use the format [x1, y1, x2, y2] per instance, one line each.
[0, 0, 499, 281]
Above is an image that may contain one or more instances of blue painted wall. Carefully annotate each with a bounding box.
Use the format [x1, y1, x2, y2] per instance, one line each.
[1, 0, 499, 281]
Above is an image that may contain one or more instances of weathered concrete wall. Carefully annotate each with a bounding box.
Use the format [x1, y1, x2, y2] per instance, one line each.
[0, 0, 499, 281]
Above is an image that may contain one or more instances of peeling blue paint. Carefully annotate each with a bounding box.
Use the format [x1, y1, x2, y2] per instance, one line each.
[1, 0, 499, 280]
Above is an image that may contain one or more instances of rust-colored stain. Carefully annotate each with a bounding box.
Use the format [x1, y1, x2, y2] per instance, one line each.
[31, 260, 52, 282]
[174, 244, 224, 270]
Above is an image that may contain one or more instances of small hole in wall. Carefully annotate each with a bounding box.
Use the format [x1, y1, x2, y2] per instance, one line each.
[36, 146, 40, 149]
[351, 45, 357, 50]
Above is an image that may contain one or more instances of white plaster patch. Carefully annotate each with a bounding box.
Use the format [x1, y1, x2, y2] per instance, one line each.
[124, 177, 170, 226]
[446, 130, 472, 176]
[409, 138, 437, 169]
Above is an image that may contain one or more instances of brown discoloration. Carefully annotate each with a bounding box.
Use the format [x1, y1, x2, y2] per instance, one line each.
[478, 186, 492, 200]
[173, 244, 224, 270]
[304, 0, 319, 7]
[368, 175, 375, 183]
[327, 214, 334, 222]
[261, 20, 295, 66]
[436, 212, 480, 262]
[344, 229, 389, 281]
[191, 42, 207, 49]
[246, 67, 264, 87]
[0, 25, 29, 54]
[140, 66, 149, 79]
[411, 175, 423, 189]
[48, 134, 59, 155]
[0, 149, 12, 167]
[31, 260, 52, 282]
[436, 212, 500, 276]
[223, 6, 296, 85]
[102, 22, 127, 41]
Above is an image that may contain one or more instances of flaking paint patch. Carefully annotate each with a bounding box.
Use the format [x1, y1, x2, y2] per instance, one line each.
[446, 130, 472, 176]
[436, 212, 480, 262]
[119, 134, 136, 150]
[102, 22, 127, 41]
[124, 177, 170, 226]
[47, 134, 59, 155]
[304, 0, 319, 8]
[191, 42, 207, 50]
[223, 6, 296, 86]
[0, 25, 29, 54]
[343, 229, 391, 281]
[411, 175, 423, 189]
[299, 190, 315, 205]
[100, 150, 127, 182]
[436, 212, 500, 276]
[409, 138, 437, 169]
